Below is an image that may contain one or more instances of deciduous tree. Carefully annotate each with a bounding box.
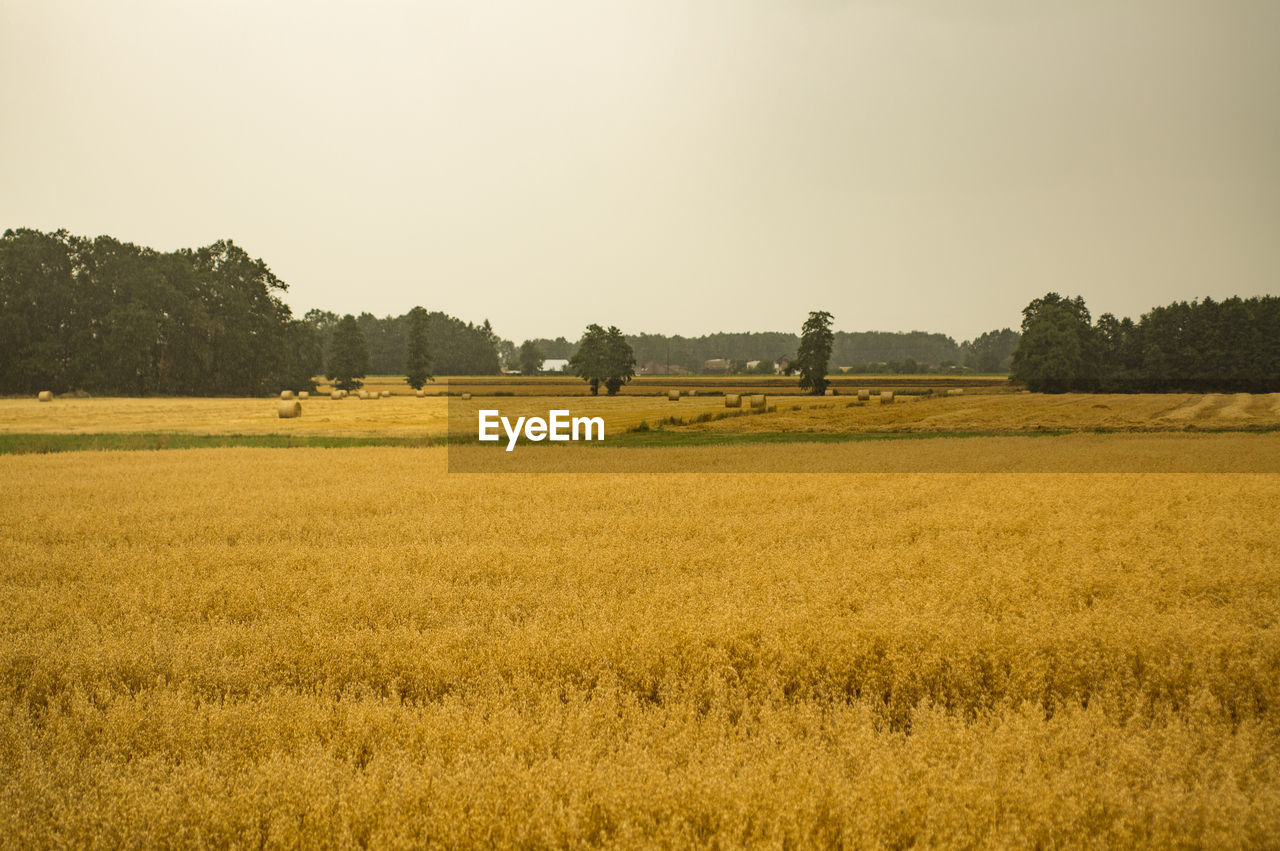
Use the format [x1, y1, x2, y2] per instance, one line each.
[795, 310, 834, 395]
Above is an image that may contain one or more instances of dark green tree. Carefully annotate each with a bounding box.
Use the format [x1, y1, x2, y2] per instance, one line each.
[795, 310, 834, 395]
[569, 324, 635, 395]
[570, 324, 608, 395]
[518, 340, 544, 375]
[327, 314, 370, 391]
[602, 326, 636, 395]
[303, 308, 340, 371]
[404, 306, 432, 389]
[274, 320, 323, 393]
[963, 328, 1021, 373]
[1010, 294, 1098, 392]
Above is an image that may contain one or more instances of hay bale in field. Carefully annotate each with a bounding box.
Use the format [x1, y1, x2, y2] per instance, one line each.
[858, 389, 870, 401]
[280, 390, 294, 400]
[461, 392, 472, 401]
[825, 388, 836, 396]
[668, 390, 680, 401]
[749, 394, 767, 409]
[725, 394, 742, 408]
[688, 389, 697, 396]
[359, 390, 370, 400]
[381, 391, 391, 398]
[946, 388, 963, 397]
[278, 400, 301, 418]
[879, 391, 894, 404]
[298, 391, 309, 399]
[37, 390, 53, 402]
[415, 389, 424, 398]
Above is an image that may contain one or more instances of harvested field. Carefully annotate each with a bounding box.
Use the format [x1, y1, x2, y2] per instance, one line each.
[675, 393, 1280, 435]
[4, 393, 1278, 447]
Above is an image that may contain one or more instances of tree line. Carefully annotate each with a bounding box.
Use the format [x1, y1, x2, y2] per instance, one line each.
[32, 229, 1274, 399]
[523, 328, 1018, 374]
[0, 229, 501, 395]
[305, 310, 500, 378]
[1011, 293, 1280, 393]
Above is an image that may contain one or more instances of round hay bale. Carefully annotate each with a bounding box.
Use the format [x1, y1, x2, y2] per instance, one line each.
[359, 390, 370, 400]
[37, 390, 53, 402]
[725, 394, 742, 408]
[415, 389, 425, 398]
[461, 392, 472, 401]
[278, 400, 301, 418]
[749, 394, 767, 409]
[298, 391, 309, 399]
[857, 389, 870, 401]
[946, 388, 963, 397]
[381, 391, 391, 398]
[879, 391, 894, 404]
[825, 388, 836, 396]
[280, 390, 294, 400]
[688, 389, 697, 396]
[668, 390, 680, 401]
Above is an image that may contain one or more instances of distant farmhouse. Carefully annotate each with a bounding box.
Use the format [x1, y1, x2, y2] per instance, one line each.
[637, 360, 692, 376]
[703, 358, 732, 374]
[541, 358, 571, 374]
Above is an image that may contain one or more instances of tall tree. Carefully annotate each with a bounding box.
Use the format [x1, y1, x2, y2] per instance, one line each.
[963, 328, 1021, 373]
[1011, 294, 1098, 392]
[795, 310, 834, 395]
[327, 314, 370, 391]
[601, 326, 636, 395]
[570, 324, 608, 395]
[275, 320, 323, 393]
[404, 306, 432, 389]
[570, 324, 636, 395]
[518, 340, 544, 376]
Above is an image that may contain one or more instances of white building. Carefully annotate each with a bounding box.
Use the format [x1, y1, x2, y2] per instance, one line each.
[541, 358, 570, 374]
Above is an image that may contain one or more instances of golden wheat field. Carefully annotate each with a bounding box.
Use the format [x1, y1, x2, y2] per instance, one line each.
[2, 438, 1279, 846]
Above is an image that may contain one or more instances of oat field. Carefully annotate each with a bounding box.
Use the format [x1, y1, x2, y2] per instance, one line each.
[2, 436, 1279, 846]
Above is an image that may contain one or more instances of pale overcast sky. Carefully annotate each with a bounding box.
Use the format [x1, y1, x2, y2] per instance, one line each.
[2, 1, 1277, 343]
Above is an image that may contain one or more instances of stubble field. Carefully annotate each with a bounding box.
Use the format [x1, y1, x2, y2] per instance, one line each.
[2, 434, 1279, 846]
[4, 391, 1280, 444]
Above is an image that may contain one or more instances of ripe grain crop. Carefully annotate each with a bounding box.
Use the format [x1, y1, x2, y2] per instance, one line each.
[1, 445, 1278, 846]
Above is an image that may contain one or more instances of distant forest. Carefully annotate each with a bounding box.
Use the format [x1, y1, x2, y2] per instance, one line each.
[0, 229, 497, 395]
[1012, 293, 1280, 393]
[524, 329, 1019, 375]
